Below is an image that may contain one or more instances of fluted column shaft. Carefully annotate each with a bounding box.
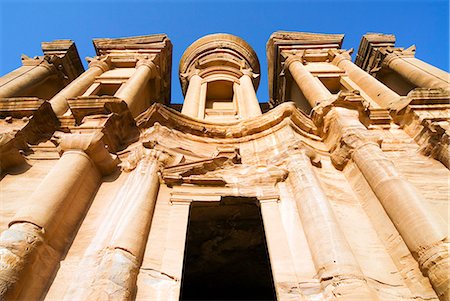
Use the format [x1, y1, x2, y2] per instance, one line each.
[0, 62, 56, 98]
[287, 58, 333, 107]
[286, 149, 378, 300]
[328, 107, 449, 300]
[0, 151, 99, 300]
[332, 52, 400, 107]
[181, 72, 202, 118]
[115, 59, 156, 117]
[50, 59, 110, 116]
[239, 70, 262, 118]
[384, 55, 450, 90]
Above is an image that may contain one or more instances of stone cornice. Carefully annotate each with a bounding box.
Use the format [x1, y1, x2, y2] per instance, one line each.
[41, 39, 85, 83]
[355, 33, 396, 71]
[137, 102, 320, 142]
[354, 33, 416, 76]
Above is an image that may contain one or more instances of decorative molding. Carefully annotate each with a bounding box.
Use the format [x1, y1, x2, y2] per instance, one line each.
[137, 102, 319, 141]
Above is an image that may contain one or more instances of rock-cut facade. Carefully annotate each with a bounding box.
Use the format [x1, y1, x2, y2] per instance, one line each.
[0, 32, 449, 301]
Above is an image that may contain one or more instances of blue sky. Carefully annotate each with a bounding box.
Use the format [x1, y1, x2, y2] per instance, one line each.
[1, 0, 448, 104]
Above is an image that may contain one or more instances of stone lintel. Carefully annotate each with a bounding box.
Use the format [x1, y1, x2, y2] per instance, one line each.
[355, 33, 396, 71]
[169, 186, 279, 204]
[41, 40, 85, 82]
[266, 31, 344, 106]
[93, 34, 172, 105]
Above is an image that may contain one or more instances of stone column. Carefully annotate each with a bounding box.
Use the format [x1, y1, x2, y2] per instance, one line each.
[326, 107, 449, 300]
[0, 132, 117, 300]
[0, 60, 56, 98]
[285, 147, 378, 300]
[331, 51, 400, 108]
[75, 149, 168, 301]
[50, 57, 110, 116]
[234, 82, 248, 118]
[259, 198, 306, 301]
[181, 70, 203, 118]
[238, 69, 262, 118]
[383, 53, 450, 90]
[285, 56, 333, 108]
[115, 58, 157, 117]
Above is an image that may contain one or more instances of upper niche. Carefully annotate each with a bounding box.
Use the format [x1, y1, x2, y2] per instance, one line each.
[205, 80, 234, 110]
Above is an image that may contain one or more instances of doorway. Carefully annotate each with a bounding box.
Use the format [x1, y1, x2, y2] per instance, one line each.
[180, 197, 277, 300]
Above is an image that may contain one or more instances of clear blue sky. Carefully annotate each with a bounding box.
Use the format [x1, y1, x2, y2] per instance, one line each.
[1, 0, 448, 104]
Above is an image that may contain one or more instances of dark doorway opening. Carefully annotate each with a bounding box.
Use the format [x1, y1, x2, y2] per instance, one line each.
[180, 197, 277, 301]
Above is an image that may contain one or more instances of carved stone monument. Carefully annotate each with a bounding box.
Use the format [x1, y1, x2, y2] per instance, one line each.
[0, 32, 448, 301]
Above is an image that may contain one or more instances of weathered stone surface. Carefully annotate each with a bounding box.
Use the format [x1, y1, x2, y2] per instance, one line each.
[0, 32, 448, 301]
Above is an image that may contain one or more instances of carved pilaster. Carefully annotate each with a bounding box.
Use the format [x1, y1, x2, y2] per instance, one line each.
[270, 142, 379, 300]
[64, 145, 172, 301]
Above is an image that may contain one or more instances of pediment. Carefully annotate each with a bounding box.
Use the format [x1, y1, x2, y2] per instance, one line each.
[162, 149, 288, 187]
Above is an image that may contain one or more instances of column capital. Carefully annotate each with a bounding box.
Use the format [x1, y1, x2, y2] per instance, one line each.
[136, 58, 158, 78]
[283, 53, 305, 69]
[182, 68, 203, 80]
[20, 55, 58, 73]
[328, 48, 353, 65]
[239, 67, 259, 79]
[57, 132, 118, 175]
[86, 56, 111, 72]
[268, 140, 321, 168]
[381, 46, 416, 67]
[120, 140, 182, 172]
[322, 108, 383, 170]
